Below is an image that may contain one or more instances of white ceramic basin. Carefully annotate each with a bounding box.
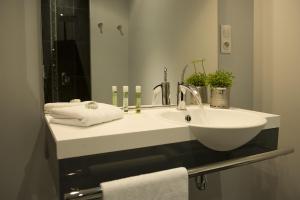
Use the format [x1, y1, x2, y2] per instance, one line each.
[159, 106, 267, 151]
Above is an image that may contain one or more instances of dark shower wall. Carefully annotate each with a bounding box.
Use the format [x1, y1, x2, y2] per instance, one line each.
[42, 0, 91, 103]
[42, 0, 54, 102]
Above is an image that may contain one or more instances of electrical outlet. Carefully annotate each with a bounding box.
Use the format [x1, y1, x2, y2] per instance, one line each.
[221, 25, 232, 54]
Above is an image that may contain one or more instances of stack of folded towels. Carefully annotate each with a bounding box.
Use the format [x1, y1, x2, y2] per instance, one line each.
[45, 101, 123, 127]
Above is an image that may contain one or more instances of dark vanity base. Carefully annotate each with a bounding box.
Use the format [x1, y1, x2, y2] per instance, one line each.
[48, 128, 278, 199]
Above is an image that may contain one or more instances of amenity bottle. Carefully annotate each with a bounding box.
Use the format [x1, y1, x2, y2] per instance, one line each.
[123, 86, 129, 112]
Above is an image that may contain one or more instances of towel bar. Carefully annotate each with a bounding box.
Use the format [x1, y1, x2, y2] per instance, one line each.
[64, 148, 294, 200]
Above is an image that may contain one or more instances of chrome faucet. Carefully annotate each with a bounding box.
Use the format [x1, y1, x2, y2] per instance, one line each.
[177, 84, 203, 110]
[153, 67, 171, 105]
[177, 64, 202, 110]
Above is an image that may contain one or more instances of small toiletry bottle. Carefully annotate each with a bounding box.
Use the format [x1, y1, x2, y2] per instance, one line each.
[136, 86, 141, 113]
[123, 86, 129, 112]
[112, 86, 118, 106]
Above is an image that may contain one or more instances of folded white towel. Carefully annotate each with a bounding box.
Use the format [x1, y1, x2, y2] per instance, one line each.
[44, 102, 84, 113]
[152, 86, 162, 105]
[49, 103, 123, 127]
[101, 167, 188, 200]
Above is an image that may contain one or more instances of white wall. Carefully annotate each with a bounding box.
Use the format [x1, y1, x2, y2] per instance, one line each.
[253, 0, 300, 199]
[91, 0, 218, 106]
[129, 0, 218, 105]
[217, 1, 260, 200]
[0, 0, 56, 199]
[219, 0, 253, 109]
[216, 1, 300, 200]
[217, 0, 300, 199]
[90, 0, 129, 106]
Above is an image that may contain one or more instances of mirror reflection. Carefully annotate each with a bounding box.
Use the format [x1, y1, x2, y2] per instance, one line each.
[42, 0, 218, 106]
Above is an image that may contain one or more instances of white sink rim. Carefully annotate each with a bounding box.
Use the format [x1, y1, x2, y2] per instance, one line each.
[158, 106, 268, 151]
[159, 107, 267, 129]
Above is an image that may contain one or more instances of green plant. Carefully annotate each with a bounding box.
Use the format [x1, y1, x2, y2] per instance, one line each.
[185, 73, 207, 87]
[207, 70, 234, 88]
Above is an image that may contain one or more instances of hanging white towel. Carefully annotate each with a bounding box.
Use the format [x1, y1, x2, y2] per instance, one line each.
[101, 167, 188, 200]
[152, 86, 163, 105]
[49, 103, 123, 127]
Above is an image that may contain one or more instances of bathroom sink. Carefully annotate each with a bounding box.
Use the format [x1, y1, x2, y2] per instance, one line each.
[159, 106, 267, 151]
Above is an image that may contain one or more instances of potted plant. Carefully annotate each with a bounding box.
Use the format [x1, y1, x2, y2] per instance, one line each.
[185, 72, 208, 103]
[207, 70, 234, 108]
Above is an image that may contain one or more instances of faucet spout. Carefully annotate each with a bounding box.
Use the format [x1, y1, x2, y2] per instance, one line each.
[177, 84, 202, 110]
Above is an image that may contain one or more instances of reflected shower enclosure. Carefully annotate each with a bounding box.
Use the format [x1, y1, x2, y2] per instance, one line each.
[42, 0, 91, 103]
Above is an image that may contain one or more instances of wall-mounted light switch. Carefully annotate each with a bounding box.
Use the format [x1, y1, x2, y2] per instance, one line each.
[221, 25, 232, 54]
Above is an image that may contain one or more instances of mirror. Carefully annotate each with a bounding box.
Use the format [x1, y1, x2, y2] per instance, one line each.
[42, 0, 218, 106]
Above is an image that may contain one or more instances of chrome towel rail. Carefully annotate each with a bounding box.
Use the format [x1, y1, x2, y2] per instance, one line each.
[64, 148, 294, 200]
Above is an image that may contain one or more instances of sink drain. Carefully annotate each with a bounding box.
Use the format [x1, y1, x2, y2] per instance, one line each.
[185, 115, 192, 122]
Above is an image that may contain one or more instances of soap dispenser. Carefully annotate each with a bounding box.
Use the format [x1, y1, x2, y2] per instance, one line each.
[153, 67, 171, 105]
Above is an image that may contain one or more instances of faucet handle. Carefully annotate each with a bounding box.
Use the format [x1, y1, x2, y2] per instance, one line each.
[164, 67, 168, 82]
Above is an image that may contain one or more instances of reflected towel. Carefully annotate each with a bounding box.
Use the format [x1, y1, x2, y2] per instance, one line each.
[49, 103, 123, 127]
[101, 167, 188, 200]
[152, 86, 162, 105]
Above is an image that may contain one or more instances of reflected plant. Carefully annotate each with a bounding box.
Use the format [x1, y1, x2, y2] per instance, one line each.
[185, 73, 207, 86]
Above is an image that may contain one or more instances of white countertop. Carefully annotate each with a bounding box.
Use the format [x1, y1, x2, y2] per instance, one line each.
[45, 105, 280, 159]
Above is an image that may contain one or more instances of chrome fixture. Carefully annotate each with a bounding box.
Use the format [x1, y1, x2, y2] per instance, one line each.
[153, 67, 171, 105]
[117, 25, 124, 36]
[98, 22, 103, 34]
[185, 114, 192, 122]
[61, 72, 71, 86]
[177, 84, 202, 110]
[177, 64, 203, 110]
[64, 148, 294, 200]
[195, 175, 208, 190]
